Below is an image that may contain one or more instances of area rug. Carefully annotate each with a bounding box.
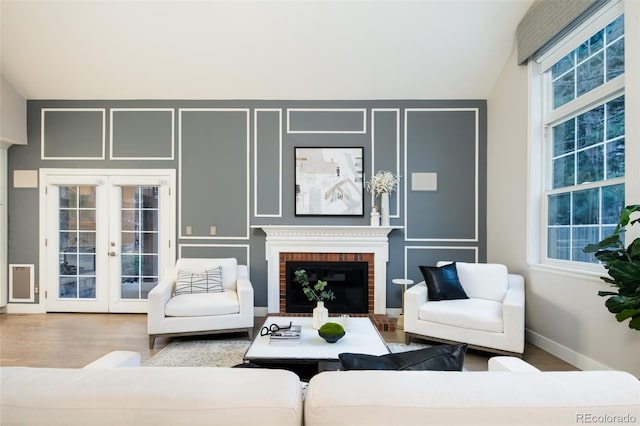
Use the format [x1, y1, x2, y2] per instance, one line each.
[144, 339, 431, 368]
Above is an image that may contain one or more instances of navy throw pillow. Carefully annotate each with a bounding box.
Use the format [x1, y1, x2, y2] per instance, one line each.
[419, 262, 469, 301]
[339, 344, 467, 371]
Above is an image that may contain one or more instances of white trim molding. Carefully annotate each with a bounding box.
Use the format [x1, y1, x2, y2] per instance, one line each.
[371, 108, 401, 218]
[178, 108, 250, 240]
[404, 108, 480, 243]
[109, 108, 175, 160]
[41, 108, 106, 160]
[253, 108, 283, 218]
[286, 108, 367, 134]
[403, 245, 479, 278]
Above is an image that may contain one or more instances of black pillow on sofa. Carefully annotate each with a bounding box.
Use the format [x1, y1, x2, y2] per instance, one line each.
[338, 343, 467, 371]
[419, 262, 469, 301]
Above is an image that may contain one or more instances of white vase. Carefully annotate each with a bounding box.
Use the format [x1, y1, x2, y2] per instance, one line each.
[370, 206, 380, 226]
[312, 301, 329, 329]
[380, 192, 390, 226]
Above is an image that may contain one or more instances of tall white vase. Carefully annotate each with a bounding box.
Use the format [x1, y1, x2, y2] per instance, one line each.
[312, 301, 329, 329]
[380, 192, 390, 226]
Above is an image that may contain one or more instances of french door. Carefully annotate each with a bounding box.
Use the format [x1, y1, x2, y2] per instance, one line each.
[41, 170, 175, 313]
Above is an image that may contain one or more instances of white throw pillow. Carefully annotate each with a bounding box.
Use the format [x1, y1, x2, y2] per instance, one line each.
[174, 266, 224, 295]
[440, 262, 508, 302]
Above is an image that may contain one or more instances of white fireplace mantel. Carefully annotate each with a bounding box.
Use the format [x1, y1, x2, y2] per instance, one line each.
[252, 225, 402, 314]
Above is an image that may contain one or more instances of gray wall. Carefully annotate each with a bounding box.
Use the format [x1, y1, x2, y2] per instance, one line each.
[8, 100, 486, 309]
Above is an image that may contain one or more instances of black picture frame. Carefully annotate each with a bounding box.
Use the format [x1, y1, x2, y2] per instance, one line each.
[294, 147, 364, 216]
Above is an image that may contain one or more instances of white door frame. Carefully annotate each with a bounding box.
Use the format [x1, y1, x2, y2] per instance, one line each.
[39, 168, 176, 313]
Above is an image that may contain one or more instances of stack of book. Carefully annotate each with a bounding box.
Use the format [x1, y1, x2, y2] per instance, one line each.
[269, 324, 301, 345]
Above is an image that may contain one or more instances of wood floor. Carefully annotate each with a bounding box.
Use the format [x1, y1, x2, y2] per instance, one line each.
[0, 312, 578, 371]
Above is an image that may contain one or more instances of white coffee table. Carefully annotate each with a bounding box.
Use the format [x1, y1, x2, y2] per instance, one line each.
[243, 316, 390, 377]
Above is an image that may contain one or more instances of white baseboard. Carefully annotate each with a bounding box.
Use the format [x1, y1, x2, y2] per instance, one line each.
[526, 329, 612, 371]
[6, 303, 46, 314]
[254, 307, 268, 317]
[386, 308, 401, 318]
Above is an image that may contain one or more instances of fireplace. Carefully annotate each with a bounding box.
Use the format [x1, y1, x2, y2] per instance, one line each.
[253, 225, 398, 315]
[285, 260, 369, 314]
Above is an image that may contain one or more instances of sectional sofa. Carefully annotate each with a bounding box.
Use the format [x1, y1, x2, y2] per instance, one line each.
[1, 351, 638, 426]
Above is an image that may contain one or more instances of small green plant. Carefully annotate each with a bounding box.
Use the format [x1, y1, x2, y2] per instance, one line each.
[318, 322, 345, 336]
[583, 204, 640, 331]
[294, 269, 336, 302]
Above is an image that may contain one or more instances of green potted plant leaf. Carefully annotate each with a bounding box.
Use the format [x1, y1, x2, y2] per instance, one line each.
[294, 269, 335, 303]
[294, 269, 336, 329]
[583, 204, 640, 331]
[318, 322, 345, 343]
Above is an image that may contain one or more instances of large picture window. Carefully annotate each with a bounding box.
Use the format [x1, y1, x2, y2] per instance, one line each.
[542, 7, 625, 265]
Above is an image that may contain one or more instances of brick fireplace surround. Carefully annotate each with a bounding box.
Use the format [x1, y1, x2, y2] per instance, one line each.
[253, 225, 399, 331]
[279, 252, 375, 314]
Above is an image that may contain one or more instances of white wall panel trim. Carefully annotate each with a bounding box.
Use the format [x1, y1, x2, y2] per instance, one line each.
[41, 108, 106, 160]
[178, 108, 250, 240]
[404, 108, 479, 242]
[403, 246, 479, 278]
[371, 108, 401, 218]
[109, 108, 175, 160]
[286, 108, 367, 134]
[178, 244, 251, 273]
[254, 108, 282, 218]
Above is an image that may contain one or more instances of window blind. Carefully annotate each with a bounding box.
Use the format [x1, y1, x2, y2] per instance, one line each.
[516, 0, 609, 64]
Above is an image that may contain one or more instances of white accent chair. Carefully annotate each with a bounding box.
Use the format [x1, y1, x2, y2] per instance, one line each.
[148, 258, 254, 348]
[404, 261, 525, 355]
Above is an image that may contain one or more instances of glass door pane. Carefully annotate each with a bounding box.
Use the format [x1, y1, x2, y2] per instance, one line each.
[58, 186, 97, 299]
[120, 186, 160, 300]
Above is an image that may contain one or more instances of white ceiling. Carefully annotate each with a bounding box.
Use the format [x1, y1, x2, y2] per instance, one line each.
[0, 0, 533, 100]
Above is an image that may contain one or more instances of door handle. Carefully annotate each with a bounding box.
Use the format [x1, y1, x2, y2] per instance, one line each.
[108, 251, 117, 257]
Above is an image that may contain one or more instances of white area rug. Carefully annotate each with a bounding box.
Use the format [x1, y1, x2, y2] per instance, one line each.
[145, 339, 251, 367]
[144, 339, 432, 368]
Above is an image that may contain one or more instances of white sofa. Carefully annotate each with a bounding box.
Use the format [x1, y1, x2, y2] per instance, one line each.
[0, 351, 303, 426]
[148, 258, 254, 348]
[2, 353, 638, 426]
[305, 357, 640, 426]
[404, 261, 525, 355]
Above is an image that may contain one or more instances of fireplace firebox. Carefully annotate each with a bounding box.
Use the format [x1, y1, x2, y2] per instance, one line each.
[285, 261, 368, 314]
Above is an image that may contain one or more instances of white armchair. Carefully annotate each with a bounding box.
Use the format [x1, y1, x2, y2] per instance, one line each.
[404, 261, 525, 355]
[148, 258, 254, 348]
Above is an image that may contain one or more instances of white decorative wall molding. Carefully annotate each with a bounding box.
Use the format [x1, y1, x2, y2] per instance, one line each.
[109, 108, 175, 160]
[253, 108, 282, 218]
[41, 108, 106, 160]
[178, 243, 251, 272]
[404, 108, 480, 242]
[371, 108, 401, 218]
[178, 108, 250, 240]
[403, 245, 479, 278]
[286, 108, 367, 134]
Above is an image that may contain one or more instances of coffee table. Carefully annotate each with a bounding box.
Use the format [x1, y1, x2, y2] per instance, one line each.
[243, 316, 390, 379]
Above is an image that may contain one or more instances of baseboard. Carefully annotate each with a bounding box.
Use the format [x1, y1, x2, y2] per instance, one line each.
[525, 329, 612, 371]
[254, 306, 268, 317]
[6, 303, 46, 314]
[386, 308, 401, 318]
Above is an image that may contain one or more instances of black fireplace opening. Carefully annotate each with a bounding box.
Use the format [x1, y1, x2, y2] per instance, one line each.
[285, 261, 368, 314]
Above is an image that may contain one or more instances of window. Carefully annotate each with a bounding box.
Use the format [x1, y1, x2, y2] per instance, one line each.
[541, 8, 625, 265]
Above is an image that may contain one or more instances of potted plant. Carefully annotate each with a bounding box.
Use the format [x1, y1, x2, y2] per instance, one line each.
[365, 170, 399, 226]
[318, 322, 346, 343]
[583, 204, 640, 331]
[294, 269, 335, 329]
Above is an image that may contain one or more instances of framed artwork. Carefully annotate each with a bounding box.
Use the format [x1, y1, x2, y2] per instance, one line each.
[295, 147, 364, 216]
